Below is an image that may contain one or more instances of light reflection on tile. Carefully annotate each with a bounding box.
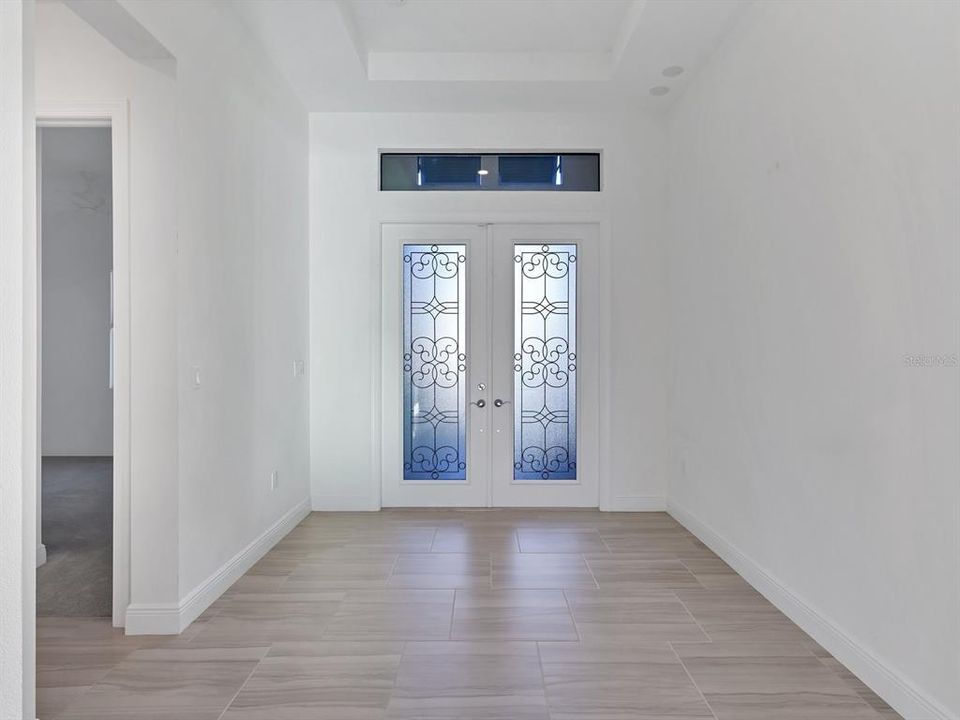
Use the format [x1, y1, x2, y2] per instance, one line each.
[38, 510, 899, 720]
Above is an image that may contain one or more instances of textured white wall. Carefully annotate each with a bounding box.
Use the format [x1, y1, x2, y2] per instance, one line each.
[36, 0, 180, 609]
[308, 112, 669, 511]
[665, 2, 960, 718]
[36, 0, 310, 619]
[40, 126, 114, 457]
[116, 0, 311, 598]
[0, 1, 36, 717]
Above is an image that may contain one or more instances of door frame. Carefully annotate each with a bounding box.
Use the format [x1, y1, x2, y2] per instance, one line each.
[380, 224, 490, 507]
[36, 101, 131, 627]
[488, 223, 601, 507]
[375, 213, 612, 509]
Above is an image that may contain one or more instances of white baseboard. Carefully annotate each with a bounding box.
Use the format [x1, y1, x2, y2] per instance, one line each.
[125, 499, 311, 635]
[36, 543, 47, 567]
[604, 495, 667, 512]
[667, 499, 956, 720]
[312, 495, 380, 512]
[123, 602, 181, 635]
[311, 495, 668, 512]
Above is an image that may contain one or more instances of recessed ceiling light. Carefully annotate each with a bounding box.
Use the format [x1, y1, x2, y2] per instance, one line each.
[477, 169, 489, 176]
[650, 86, 670, 96]
[662, 66, 685, 77]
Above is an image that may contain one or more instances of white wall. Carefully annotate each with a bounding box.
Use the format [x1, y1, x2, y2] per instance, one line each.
[0, 0, 36, 715]
[40, 126, 114, 457]
[309, 112, 668, 511]
[36, 0, 310, 627]
[123, 0, 311, 598]
[665, 2, 960, 719]
[36, 0, 180, 610]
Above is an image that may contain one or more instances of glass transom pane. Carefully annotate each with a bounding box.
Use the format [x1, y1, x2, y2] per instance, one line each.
[498, 155, 561, 186]
[419, 155, 481, 187]
[380, 153, 600, 191]
[403, 244, 467, 480]
[514, 244, 577, 480]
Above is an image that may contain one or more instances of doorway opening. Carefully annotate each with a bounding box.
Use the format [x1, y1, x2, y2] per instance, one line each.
[381, 223, 601, 508]
[35, 103, 130, 629]
[36, 125, 114, 618]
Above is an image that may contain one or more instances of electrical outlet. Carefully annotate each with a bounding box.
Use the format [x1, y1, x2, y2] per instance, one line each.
[192, 366, 202, 389]
[293, 359, 305, 378]
[270, 471, 279, 490]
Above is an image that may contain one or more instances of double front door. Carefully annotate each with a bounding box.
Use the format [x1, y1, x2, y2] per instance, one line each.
[382, 223, 599, 507]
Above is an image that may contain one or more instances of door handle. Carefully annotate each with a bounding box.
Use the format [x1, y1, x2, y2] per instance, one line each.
[471, 399, 487, 408]
[493, 398, 511, 407]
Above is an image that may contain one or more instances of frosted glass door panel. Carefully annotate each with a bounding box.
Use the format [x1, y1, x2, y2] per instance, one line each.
[514, 244, 577, 480]
[402, 244, 467, 480]
[384, 223, 597, 508]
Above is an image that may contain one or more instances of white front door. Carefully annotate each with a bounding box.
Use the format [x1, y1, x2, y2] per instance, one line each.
[381, 223, 599, 507]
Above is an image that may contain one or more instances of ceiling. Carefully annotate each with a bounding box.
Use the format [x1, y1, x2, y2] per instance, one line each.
[232, 0, 749, 113]
[350, 0, 634, 53]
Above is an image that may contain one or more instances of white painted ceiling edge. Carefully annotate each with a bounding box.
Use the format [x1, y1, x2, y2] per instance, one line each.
[230, 0, 750, 112]
[62, 0, 176, 77]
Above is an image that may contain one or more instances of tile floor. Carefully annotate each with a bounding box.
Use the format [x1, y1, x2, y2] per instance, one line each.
[37, 509, 904, 719]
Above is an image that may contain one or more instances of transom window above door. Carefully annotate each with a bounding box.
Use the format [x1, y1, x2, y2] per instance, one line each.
[380, 153, 601, 191]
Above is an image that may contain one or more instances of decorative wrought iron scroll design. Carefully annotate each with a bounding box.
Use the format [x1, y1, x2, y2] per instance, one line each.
[514, 244, 577, 480]
[403, 244, 467, 480]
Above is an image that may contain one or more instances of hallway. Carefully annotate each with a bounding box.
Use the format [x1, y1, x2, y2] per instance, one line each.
[37, 510, 901, 719]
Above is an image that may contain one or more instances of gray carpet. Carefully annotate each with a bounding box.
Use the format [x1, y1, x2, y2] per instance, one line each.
[37, 457, 112, 617]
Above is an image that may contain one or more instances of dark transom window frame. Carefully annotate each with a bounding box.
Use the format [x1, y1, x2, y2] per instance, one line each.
[380, 151, 602, 192]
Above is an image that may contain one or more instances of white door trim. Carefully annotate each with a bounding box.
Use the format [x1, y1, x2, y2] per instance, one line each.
[380, 224, 489, 507]
[489, 223, 600, 507]
[36, 101, 131, 628]
[374, 214, 611, 509]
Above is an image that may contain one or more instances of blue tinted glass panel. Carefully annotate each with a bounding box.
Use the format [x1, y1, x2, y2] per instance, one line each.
[380, 153, 599, 191]
[419, 156, 480, 186]
[403, 244, 467, 480]
[499, 155, 560, 186]
[514, 244, 577, 480]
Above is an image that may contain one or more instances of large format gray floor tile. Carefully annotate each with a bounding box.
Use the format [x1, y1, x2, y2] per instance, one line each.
[431, 527, 520, 553]
[37, 618, 152, 689]
[539, 641, 714, 719]
[584, 556, 705, 591]
[819, 657, 903, 717]
[516, 528, 609, 554]
[188, 591, 343, 645]
[491, 553, 597, 589]
[222, 641, 402, 719]
[56, 646, 266, 720]
[388, 553, 492, 588]
[323, 589, 455, 640]
[451, 589, 578, 641]
[387, 641, 549, 719]
[674, 643, 882, 719]
[564, 588, 710, 643]
[674, 587, 811, 642]
[38, 510, 897, 720]
[284, 556, 397, 590]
